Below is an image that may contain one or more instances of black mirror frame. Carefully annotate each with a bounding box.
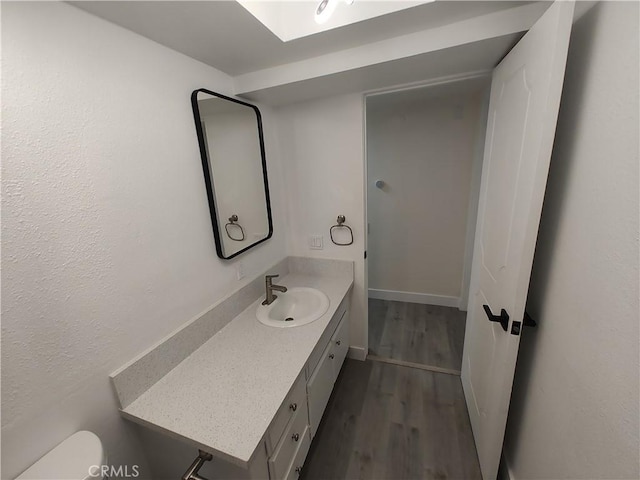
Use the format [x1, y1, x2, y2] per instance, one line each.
[191, 88, 274, 260]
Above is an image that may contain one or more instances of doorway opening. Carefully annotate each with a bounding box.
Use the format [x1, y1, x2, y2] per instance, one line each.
[364, 75, 490, 374]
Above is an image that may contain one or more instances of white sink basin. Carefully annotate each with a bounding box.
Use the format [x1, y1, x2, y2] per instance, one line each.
[256, 287, 330, 328]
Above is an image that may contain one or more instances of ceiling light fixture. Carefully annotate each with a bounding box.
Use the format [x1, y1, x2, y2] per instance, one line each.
[315, 0, 354, 25]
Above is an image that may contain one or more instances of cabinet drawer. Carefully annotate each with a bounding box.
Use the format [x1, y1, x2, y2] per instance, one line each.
[307, 341, 335, 439]
[268, 401, 309, 480]
[306, 298, 349, 378]
[267, 372, 306, 454]
[331, 309, 349, 378]
[284, 425, 311, 480]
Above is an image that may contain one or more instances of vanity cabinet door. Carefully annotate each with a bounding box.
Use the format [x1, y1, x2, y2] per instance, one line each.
[306, 298, 349, 378]
[307, 309, 351, 439]
[331, 310, 349, 378]
[266, 372, 306, 454]
[306, 341, 334, 439]
[268, 400, 309, 480]
[284, 426, 311, 480]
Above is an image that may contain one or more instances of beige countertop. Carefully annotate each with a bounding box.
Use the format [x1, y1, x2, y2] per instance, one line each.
[120, 272, 353, 468]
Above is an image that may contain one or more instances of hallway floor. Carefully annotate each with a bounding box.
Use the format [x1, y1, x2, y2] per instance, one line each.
[368, 299, 466, 373]
[300, 359, 481, 480]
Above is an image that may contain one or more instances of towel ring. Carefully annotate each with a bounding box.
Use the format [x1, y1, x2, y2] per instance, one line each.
[330, 215, 353, 246]
[224, 214, 245, 242]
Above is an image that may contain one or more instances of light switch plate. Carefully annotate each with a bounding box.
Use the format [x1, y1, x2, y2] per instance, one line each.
[309, 235, 323, 250]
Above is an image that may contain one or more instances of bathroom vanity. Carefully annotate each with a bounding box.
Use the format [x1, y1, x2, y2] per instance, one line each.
[111, 257, 353, 479]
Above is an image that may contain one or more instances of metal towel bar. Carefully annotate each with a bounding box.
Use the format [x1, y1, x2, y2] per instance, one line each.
[330, 215, 354, 246]
[182, 450, 212, 480]
[224, 214, 245, 241]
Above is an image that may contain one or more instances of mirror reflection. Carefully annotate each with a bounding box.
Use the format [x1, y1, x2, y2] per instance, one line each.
[192, 89, 272, 259]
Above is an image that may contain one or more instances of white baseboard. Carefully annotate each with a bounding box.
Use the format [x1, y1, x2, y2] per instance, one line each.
[368, 288, 460, 308]
[348, 346, 367, 361]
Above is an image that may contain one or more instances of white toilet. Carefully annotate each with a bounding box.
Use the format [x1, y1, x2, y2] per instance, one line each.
[16, 431, 107, 480]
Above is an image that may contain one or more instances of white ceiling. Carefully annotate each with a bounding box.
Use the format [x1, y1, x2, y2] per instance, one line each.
[239, 35, 515, 105]
[70, 1, 533, 76]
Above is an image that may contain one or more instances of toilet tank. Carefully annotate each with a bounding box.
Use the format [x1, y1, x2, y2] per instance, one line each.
[16, 431, 106, 480]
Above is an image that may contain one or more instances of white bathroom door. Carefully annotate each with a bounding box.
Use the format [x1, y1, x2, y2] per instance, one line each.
[460, 2, 574, 479]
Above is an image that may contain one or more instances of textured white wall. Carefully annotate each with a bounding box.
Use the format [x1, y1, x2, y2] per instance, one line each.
[366, 91, 483, 298]
[504, 2, 640, 479]
[274, 88, 485, 353]
[1, 2, 287, 478]
[275, 94, 367, 356]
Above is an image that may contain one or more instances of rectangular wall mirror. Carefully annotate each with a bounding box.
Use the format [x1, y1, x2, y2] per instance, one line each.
[191, 89, 273, 259]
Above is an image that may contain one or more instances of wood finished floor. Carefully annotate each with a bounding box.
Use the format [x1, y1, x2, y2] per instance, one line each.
[368, 299, 466, 372]
[301, 359, 481, 480]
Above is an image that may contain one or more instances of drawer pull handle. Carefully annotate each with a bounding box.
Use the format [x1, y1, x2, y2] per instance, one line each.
[336, 340, 341, 346]
[289, 403, 297, 412]
[295, 466, 302, 475]
[329, 354, 335, 359]
[292, 433, 300, 442]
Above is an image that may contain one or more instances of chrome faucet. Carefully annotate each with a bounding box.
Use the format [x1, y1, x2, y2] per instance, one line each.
[262, 274, 287, 305]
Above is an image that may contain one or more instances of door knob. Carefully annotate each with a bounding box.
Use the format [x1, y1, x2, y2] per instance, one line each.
[483, 304, 509, 332]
